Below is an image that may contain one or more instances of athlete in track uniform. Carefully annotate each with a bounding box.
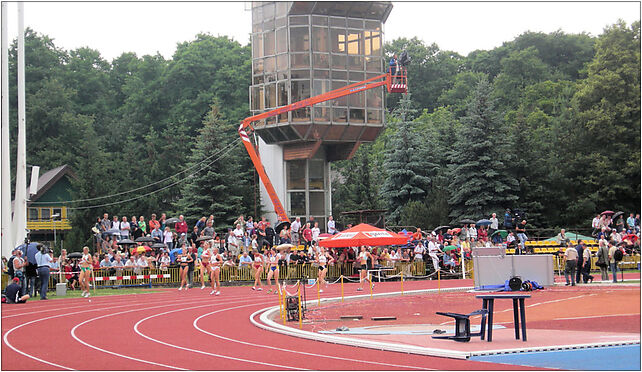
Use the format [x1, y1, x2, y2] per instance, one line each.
[316, 248, 334, 292]
[178, 244, 193, 290]
[357, 246, 374, 292]
[199, 242, 212, 289]
[266, 248, 280, 294]
[252, 251, 264, 291]
[79, 246, 93, 298]
[210, 250, 223, 296]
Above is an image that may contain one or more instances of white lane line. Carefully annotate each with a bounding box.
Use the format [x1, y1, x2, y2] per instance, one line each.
[555, 313, 640, 321]
[3, 297, 182, 371]
[68, 295, 256, 370]
[195, 308, 435, 370]
[133, 300, 307, 370]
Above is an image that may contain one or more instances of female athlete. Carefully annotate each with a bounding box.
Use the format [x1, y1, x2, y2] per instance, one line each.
[199, 242, 212, 289]
[79, 246, 93, 298]
[178, 244, 193, 290]
[209, 249, 223, 296]
[357, 246, 374, 291]
[266, 248, 280, 294]
[252, 250, 264, 291]
[316, 248, 335, 293]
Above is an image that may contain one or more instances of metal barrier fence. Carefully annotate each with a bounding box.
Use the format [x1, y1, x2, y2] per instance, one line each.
[3, 254, 636, 292]
[40, 261, 457, 290]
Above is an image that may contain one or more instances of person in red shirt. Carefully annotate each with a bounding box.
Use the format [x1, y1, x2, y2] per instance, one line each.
[149, 213, 161, 232]
[412, 228, 423, 243]
[302, 222, 313, 250]
[175, 215, 188, 236]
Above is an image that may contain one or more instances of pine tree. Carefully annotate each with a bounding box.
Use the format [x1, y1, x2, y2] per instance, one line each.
[447, 78, 518, 223]
[175, 104, 244, 229]
[381, 94, 433, 223]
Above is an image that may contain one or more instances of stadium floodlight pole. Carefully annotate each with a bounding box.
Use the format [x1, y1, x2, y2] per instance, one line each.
[12, 2, 28, 249]
[1, 2, 14, 258]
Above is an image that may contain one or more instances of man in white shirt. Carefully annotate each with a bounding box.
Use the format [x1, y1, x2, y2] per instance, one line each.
[290, 217, 301, 246]
[489, 213, 499, 235]
[311, 222, 321, 244]
[413, 242, 426, 262]
[228, 230, 240, 257]
[427, 236, 442, 273]
[120, 217, 131, 239]
[327, 216, 337, 234]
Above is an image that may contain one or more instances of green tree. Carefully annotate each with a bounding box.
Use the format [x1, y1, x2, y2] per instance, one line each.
[381, 95, 433, 223]
[447, 78, 518, 222]
[567, 20, 641, 218]
[176, 104, 244, 229]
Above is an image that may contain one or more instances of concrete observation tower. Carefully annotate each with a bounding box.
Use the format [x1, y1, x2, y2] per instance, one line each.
[249, 1, 393, 229]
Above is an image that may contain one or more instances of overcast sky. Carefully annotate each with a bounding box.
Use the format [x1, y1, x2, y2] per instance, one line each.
[3, 1, 640, 61]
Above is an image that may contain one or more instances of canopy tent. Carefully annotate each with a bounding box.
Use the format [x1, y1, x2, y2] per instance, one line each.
[544, 232, 593, 242]
[319, 223, 408, 248]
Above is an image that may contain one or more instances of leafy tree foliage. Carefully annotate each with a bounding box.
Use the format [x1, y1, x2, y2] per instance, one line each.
[447, 78, 518, 223]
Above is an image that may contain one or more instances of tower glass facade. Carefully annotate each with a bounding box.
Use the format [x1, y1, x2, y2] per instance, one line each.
[250, 1, 391, 226]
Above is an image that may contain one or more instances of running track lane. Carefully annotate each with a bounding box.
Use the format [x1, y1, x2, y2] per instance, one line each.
[3, 280, 543, 370]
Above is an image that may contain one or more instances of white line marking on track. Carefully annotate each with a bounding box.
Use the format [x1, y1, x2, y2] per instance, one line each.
[133, 300, 308, 370]
[554, 313, 640, 321]
[195, 308, 436, 370]
[2, 297, 181, 370]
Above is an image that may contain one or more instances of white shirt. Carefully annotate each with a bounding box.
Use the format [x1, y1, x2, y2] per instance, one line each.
[160, 256, 171, 266]
[490, 217, 498, 230]
[120, 221, 130, 235]
[592, 217, 600, 229]
[233, 227, 244, 239]
[428, 241, 439, 253]
[507, 234, 516, 243]
[413, 244, 425, 259]
[312, 227, 320, 241]
[291, 220, 301, 234]
[327, 220, 336, 234]
[137, 257, 148, 267]
[163, 231, 173, 244]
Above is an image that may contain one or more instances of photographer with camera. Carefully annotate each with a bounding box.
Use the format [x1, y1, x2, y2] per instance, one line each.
[34, 246, 53, 300]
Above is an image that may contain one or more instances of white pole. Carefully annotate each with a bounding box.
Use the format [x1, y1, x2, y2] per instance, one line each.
[461, 245, 466, 280]
[12, 2, 27, 248]
[1, 2, 14, 257]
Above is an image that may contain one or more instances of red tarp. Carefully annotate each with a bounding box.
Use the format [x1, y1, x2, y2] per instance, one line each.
[318, 223, 408, 248]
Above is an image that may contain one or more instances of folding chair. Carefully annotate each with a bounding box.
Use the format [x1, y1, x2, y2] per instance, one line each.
[432, 309, 488, 342]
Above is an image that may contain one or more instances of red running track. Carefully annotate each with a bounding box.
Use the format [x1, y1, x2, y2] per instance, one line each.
[1, 278, 577, 370]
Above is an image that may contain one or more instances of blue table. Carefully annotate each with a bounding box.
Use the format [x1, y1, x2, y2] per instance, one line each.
[476, 293, 531, 342]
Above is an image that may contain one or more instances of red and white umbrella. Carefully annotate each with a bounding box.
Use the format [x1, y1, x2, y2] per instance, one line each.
[318, 223, 408, 248]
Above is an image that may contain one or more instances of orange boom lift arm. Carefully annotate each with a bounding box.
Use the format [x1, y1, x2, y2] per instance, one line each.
[239, 69, 407, 223]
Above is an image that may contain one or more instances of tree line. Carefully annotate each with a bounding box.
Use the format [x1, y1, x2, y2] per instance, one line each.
[6, 20, 639, 249]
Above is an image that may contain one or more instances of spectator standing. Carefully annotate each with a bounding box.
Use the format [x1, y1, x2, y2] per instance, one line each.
[312, 222, 320, 245]
[175, 215, 188, 237]
[138, 216, 147, 234]
[592, 214, 601, 235]
[111, 216, 121, 240]
[279, 226, 291, 244]
[151, 226, 163, 243]
[596, 237, 610, 281]
[302, 222, 313, 250]
[503, 209, 513, 230]
[427, 237, 442, 272]
[563, 244, 578, 286]
[327, 216, 337, 234]
[100, 213, 111, 240]
[188, 226, 199, 246]
[627, 213, 636, 232]
[265, 222, 276, 249]
[413, 241, 426, 262]
[120, 217, 130, 240]
[203, 221, 215, 237]
[159, 213, 167, 231]
[195, 217, 207, 235]
[608, 243, 619, 283]
[580, 241, 594, 283]
[291, 217, 301, 246]
[575, 241, 585, 284]
[468, 224, 477, 241]
[163, 227, 174, 250]
[257, 224, 266, 252]
[489, 213, 499, 236]
[12, 249, 26, 294]
[515, 219, 528, 253]
[149, 214, 160, 232]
